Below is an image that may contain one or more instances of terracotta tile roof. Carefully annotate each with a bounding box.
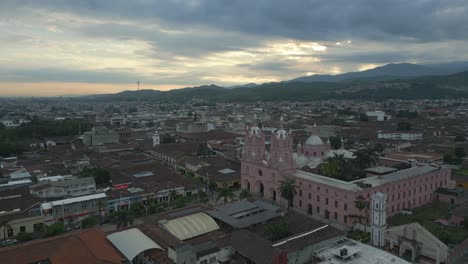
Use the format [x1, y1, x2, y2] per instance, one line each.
[0, 228, 124, 264]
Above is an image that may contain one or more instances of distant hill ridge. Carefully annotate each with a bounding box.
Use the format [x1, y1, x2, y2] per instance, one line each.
[83, 63, 468, 102]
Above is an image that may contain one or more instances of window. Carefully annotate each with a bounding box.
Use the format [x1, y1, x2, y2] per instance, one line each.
[258, 169, 263, 176]
[334, 212, 337, 219]
[201, 260, 208, 264]
[299, 200, 302, 207]
[299, 190, 302, 197]
[20, 226, 25, 232]
[33, 223, 43, 232]
[344, 215, 348, 223]
[344, 203, 348, 211]
[7, 228, 13, 237]
[209, 257, 216, 263]
[335, 201, 338, 208]
[317, 195, 320, 202]
[308, 193, 311, 199]
[325, 198, 328, 205]
[317, 206, 320, 213]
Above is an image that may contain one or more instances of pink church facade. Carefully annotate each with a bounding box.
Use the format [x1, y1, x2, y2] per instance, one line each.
[241, 121, 451, 227]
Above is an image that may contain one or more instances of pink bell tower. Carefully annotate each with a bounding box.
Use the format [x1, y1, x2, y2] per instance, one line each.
[243, 116, 266, 163]
[270, 116, 294, 170]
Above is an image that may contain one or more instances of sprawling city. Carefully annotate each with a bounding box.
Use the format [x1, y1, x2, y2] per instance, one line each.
[1, 1, 468, 264]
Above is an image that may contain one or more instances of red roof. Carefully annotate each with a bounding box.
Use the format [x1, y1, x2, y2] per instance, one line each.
[0, 228, 124, 264]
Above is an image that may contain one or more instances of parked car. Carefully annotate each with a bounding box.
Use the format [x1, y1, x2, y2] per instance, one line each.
[1, 239, 18, 246]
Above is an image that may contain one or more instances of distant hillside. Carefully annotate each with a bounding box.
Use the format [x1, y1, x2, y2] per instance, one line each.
[413, 71, 468, 88]
[289, 63, 466, 83]
[82, 67, 468, 103]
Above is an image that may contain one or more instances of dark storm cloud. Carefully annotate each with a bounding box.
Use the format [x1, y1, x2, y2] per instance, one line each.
[5, 0, 468, 42]
[78, 22, 262, 58]
[0, 67, 153, 84]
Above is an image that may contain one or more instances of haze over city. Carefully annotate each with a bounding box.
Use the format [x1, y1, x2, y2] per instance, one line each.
[1, 0, 468, 96]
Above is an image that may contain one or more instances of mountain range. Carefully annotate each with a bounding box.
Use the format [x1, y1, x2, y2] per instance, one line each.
[84, 62, 468, 102]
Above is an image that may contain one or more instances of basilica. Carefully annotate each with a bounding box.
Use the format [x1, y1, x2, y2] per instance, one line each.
[241, 117, 451, 227]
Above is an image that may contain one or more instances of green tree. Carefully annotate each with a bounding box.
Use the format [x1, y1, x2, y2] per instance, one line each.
[278, 177, 298, 209]
[354, 146, 379, 169]
[358, 113, 369, 122]
[81, 217, 98, 229]
[79, 168, 111, 185]
[44, 222, 65, 237]
[322, 154, 351, 180]
[216, 186, 236, 203]
[129, 201, 145, 217]
[239, 189, 252, 200]
[16, 232, 33, 242]
[354, 195, 368, 224]
[397, 122, 412, 131]
[109, 210, 134, 228]
[169, 190, 179, 206]
[455, 147, 466, 158]
[328, 136, 342, 150]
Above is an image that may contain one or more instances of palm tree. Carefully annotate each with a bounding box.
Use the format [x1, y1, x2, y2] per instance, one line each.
[96, 200, 105, 225]
[239, 189, 252, 200]
[354, 195, 368, 224]
[0, 221, 11, 245]
[278, 177, 298, 209]
[354, 147, 379, 169]
[216, 186, 236, 203]
[169, 190, 179, 207]
[110, 210, 134, 228]
[322, 154, 348, 179]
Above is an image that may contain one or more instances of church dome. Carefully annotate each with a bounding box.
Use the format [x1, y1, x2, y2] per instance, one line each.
[305, 135, 324, 145]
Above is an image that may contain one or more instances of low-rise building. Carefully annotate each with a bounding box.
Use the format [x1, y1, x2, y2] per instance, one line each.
[0, 187, 44, 241]
[29, 177, 96, 198]
[0, 228, 124, 264]
[41, 193, 107, 227]
[378, 132, 422, 141]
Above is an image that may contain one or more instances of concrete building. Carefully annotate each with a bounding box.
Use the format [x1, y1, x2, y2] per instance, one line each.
[82, 127, 119, 146]
[0, 187, 44, 241]
[41, 193, 107, 227]
[366, 111, 391, 121]
[378, 132, 422, 141]
[29, 177, 96, 198]
[241, 117, 451, 227]
[384, 223, 449, 263]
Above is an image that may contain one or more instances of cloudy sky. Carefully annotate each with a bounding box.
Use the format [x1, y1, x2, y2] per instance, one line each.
[1, 0, 468, 96]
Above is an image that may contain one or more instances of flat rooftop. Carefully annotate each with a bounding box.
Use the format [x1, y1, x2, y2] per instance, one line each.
[291, 165, 439, 192]
[315, 238, 410, 264]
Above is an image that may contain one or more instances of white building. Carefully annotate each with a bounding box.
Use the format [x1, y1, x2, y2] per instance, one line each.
[30, 177, 96, 198]
[378, 132, 422, 141]
[0, 119, 29, 127]
[366, 111, 391, 121]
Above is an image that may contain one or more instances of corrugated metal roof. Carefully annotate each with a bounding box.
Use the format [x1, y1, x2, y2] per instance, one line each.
[41, 193, 106, 210]
[160, 212, 219, 241]
[107, 228, 162, 261]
